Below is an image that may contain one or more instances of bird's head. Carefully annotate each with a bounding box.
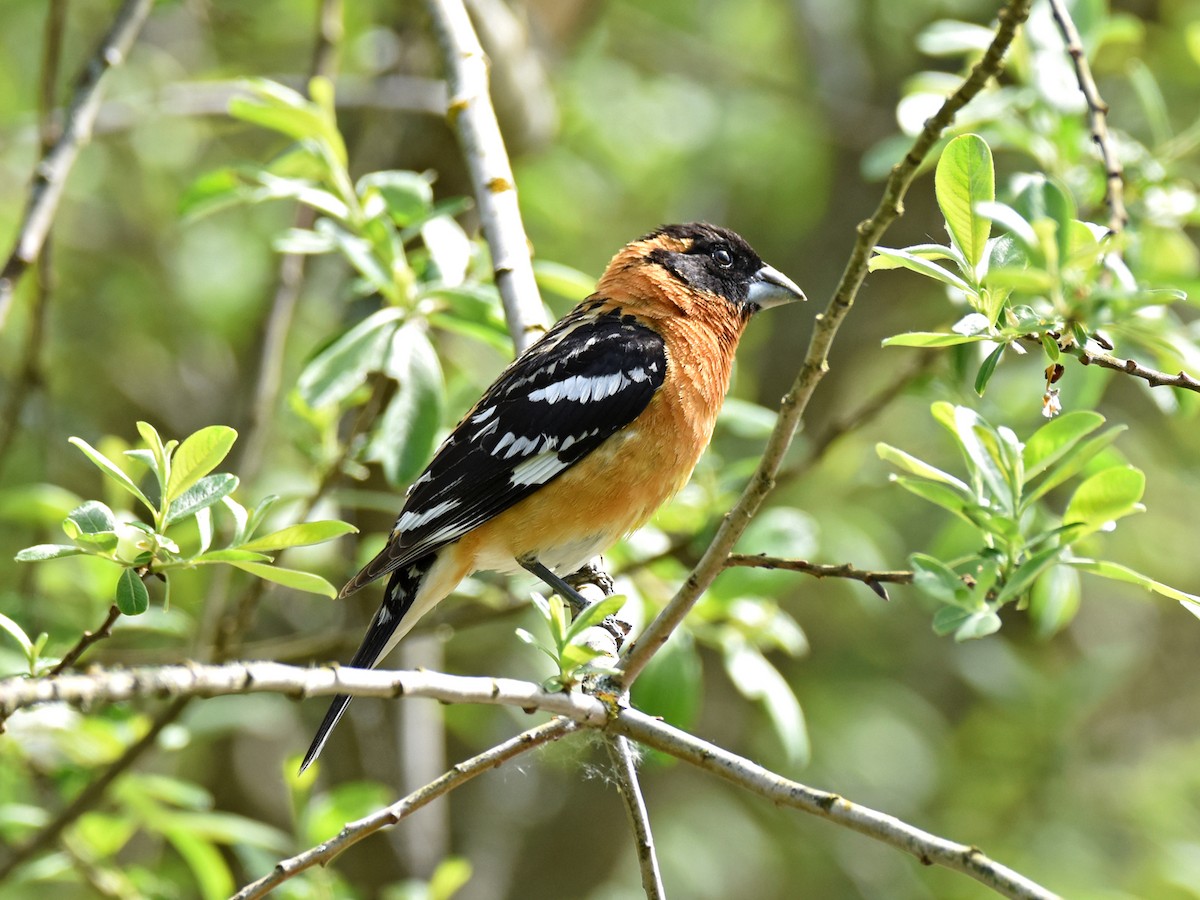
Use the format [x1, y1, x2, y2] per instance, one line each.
[596, 222, 806, 321]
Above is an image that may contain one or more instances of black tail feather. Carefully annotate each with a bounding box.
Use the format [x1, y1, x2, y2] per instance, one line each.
[299, 554, 435, 773]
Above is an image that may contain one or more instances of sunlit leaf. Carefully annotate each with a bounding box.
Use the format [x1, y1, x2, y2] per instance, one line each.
[165, 474, 239, 527]
[230, 561, 338, 597]
[166, 426, 237, 503]
[238, 520, 358, 552]
[15, 543, 87, 562]
[68, 437, 154, 512]
[935, 133, 994, 270]
[1062, 465, 1145, 534]
[296, 307, 404, 409]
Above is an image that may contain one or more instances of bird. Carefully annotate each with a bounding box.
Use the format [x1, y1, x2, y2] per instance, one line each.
[300, 222, 805, 771]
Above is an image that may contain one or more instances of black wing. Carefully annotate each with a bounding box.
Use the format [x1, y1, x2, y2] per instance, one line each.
[341, 304, 667, 596]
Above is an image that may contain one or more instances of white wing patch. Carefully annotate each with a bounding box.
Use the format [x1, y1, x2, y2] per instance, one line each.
[529, 371, 646, 405]
[396, 498, 461, 532]
[510, 451, 570, 486]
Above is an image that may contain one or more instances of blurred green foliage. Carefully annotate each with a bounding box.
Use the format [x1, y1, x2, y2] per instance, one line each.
[0, 0, 1198, 898]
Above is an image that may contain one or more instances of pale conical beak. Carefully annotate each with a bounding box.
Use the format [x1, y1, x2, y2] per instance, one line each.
[746, 264, 806, 310]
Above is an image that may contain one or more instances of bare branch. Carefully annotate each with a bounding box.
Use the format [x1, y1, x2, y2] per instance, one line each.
[724, 554, 912, 601]
[611, 709, 1063, 900]
[0, 0, 154, 330]
[1074, 345, 1200, 393]
[1046, 0, 1127, 234]
[617, 0, 1035, 684]
[48, 606, 122, 675]
[605, 736, 664, 899]
[0, 697, 189, 881]
[426, 0, 548, 352]
[233, 718, 576, 899]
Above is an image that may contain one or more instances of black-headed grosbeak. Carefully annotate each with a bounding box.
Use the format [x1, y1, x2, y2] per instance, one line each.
[301, 222, 804, 770]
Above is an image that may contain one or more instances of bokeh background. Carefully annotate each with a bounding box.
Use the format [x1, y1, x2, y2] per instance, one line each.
[1, 0, 1200, 897]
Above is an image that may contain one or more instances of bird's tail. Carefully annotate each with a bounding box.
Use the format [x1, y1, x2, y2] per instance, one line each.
[299, 553, 437, 773]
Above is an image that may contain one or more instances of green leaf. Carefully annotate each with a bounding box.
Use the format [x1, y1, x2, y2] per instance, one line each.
[166, 426, 238, 503]
[165, 474, 239, 527]
[870, 247, 975, 293]
[993, 545, 1064, 606]
[974, 344, 1005, 396]
[1062, 466, 1145, 535]
[876, 443, 970, 491]
[1028, 564, 1081, 638]
[317, 218, 398, 301]
[909, 553, 969, 605]
[429, 856, 474, 900]
[190, 548, 274, 564]
[976, 201, 1039, 252]
[933, 405, 1012, 509]
[723, 642, 809, 764]
[891, 477, 974, 524]
[65, 500, 117, 536]
[954, 609, 1003, 641]
[68, 437, 154, 512]
[1013, 174, 1076, 264]
[882, 332, 992, 348]
[296, 307, 404, 409]
[16, 543, 87, 562]
[533, 259, 597, 301]
[365, 322, 445, 486]
[1066, 558, 1200, 606]
[564, 595, 626, 646]
[238, 520, 358, 552]
[0, 612, 34, 656]
[630, 631, 702, 730]
[1024, 426, 1127, 506]
[1023, 411, 1106, 478]
[935, 134, 994, 270]
[357, 170, 434, 226]
[230, 561, 338, 597]
[116, 568, 150, 615]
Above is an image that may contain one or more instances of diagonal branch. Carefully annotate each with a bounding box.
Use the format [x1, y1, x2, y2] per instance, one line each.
[610, 708, 1061, 900]
[48, 605, 122, 675]
[1046, 0, 1127, 234]
[0, 0, 154, 331]
[617, 0, 1035, 684]
[426, 0, 548, 353]
[233, 718, 576, 899]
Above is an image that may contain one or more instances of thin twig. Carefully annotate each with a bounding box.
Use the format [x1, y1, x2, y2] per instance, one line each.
[610, 709, 1061, 900]
[48, 605, 122, 675]
[605, 736, 665, 900]
[237, 0, 345, 481]
[1074, 345, 1200, 392]
[0, 662, 1060, 899]
[0, 0, 154, 331]
[1046, 0, 1127, 234]
[724, 554, 912, 601]
[617, 0, 1034, 685]
[427, 0, 548, 352]
[0, 0, 68, 477]
[232, 718, 575, 899]
[0, 697, 189, 881]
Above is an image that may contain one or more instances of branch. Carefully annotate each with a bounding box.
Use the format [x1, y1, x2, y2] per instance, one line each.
[0, 697, 189, 881]
[1046, 0, 1127, 234]
[1074, 344, 1200, 393]
[610, 708, 1062, 900]
[724, 554, 912, 601]
[48, 605, 122, 675]
[1, 662, 1060, 898]
[605, 736, 664, 899]
[617, 0, 1035, 683]
[0, 0, 154, 331]
[0, 662, 610, 726]
[233, 718, 576, 899]
[426, 0, 548, 352]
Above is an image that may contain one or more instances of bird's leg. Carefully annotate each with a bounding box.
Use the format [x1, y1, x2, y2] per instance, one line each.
[518, 557, 629, 647]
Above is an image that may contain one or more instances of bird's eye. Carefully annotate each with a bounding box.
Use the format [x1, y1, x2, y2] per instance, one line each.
[712, 247, 733, 268]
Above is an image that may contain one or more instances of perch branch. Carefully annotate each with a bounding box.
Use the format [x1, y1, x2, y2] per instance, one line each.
[233, 718, 576, 899]
[617, 0, 1035, 683]
[724, 554, 913, 601]
[0, 662, 1060, 899]
[1046, 0, 1127, 234]
[0, 0, 154, 331]
[1074, 345, 1200, 393]
[426, 0, 548, 352]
